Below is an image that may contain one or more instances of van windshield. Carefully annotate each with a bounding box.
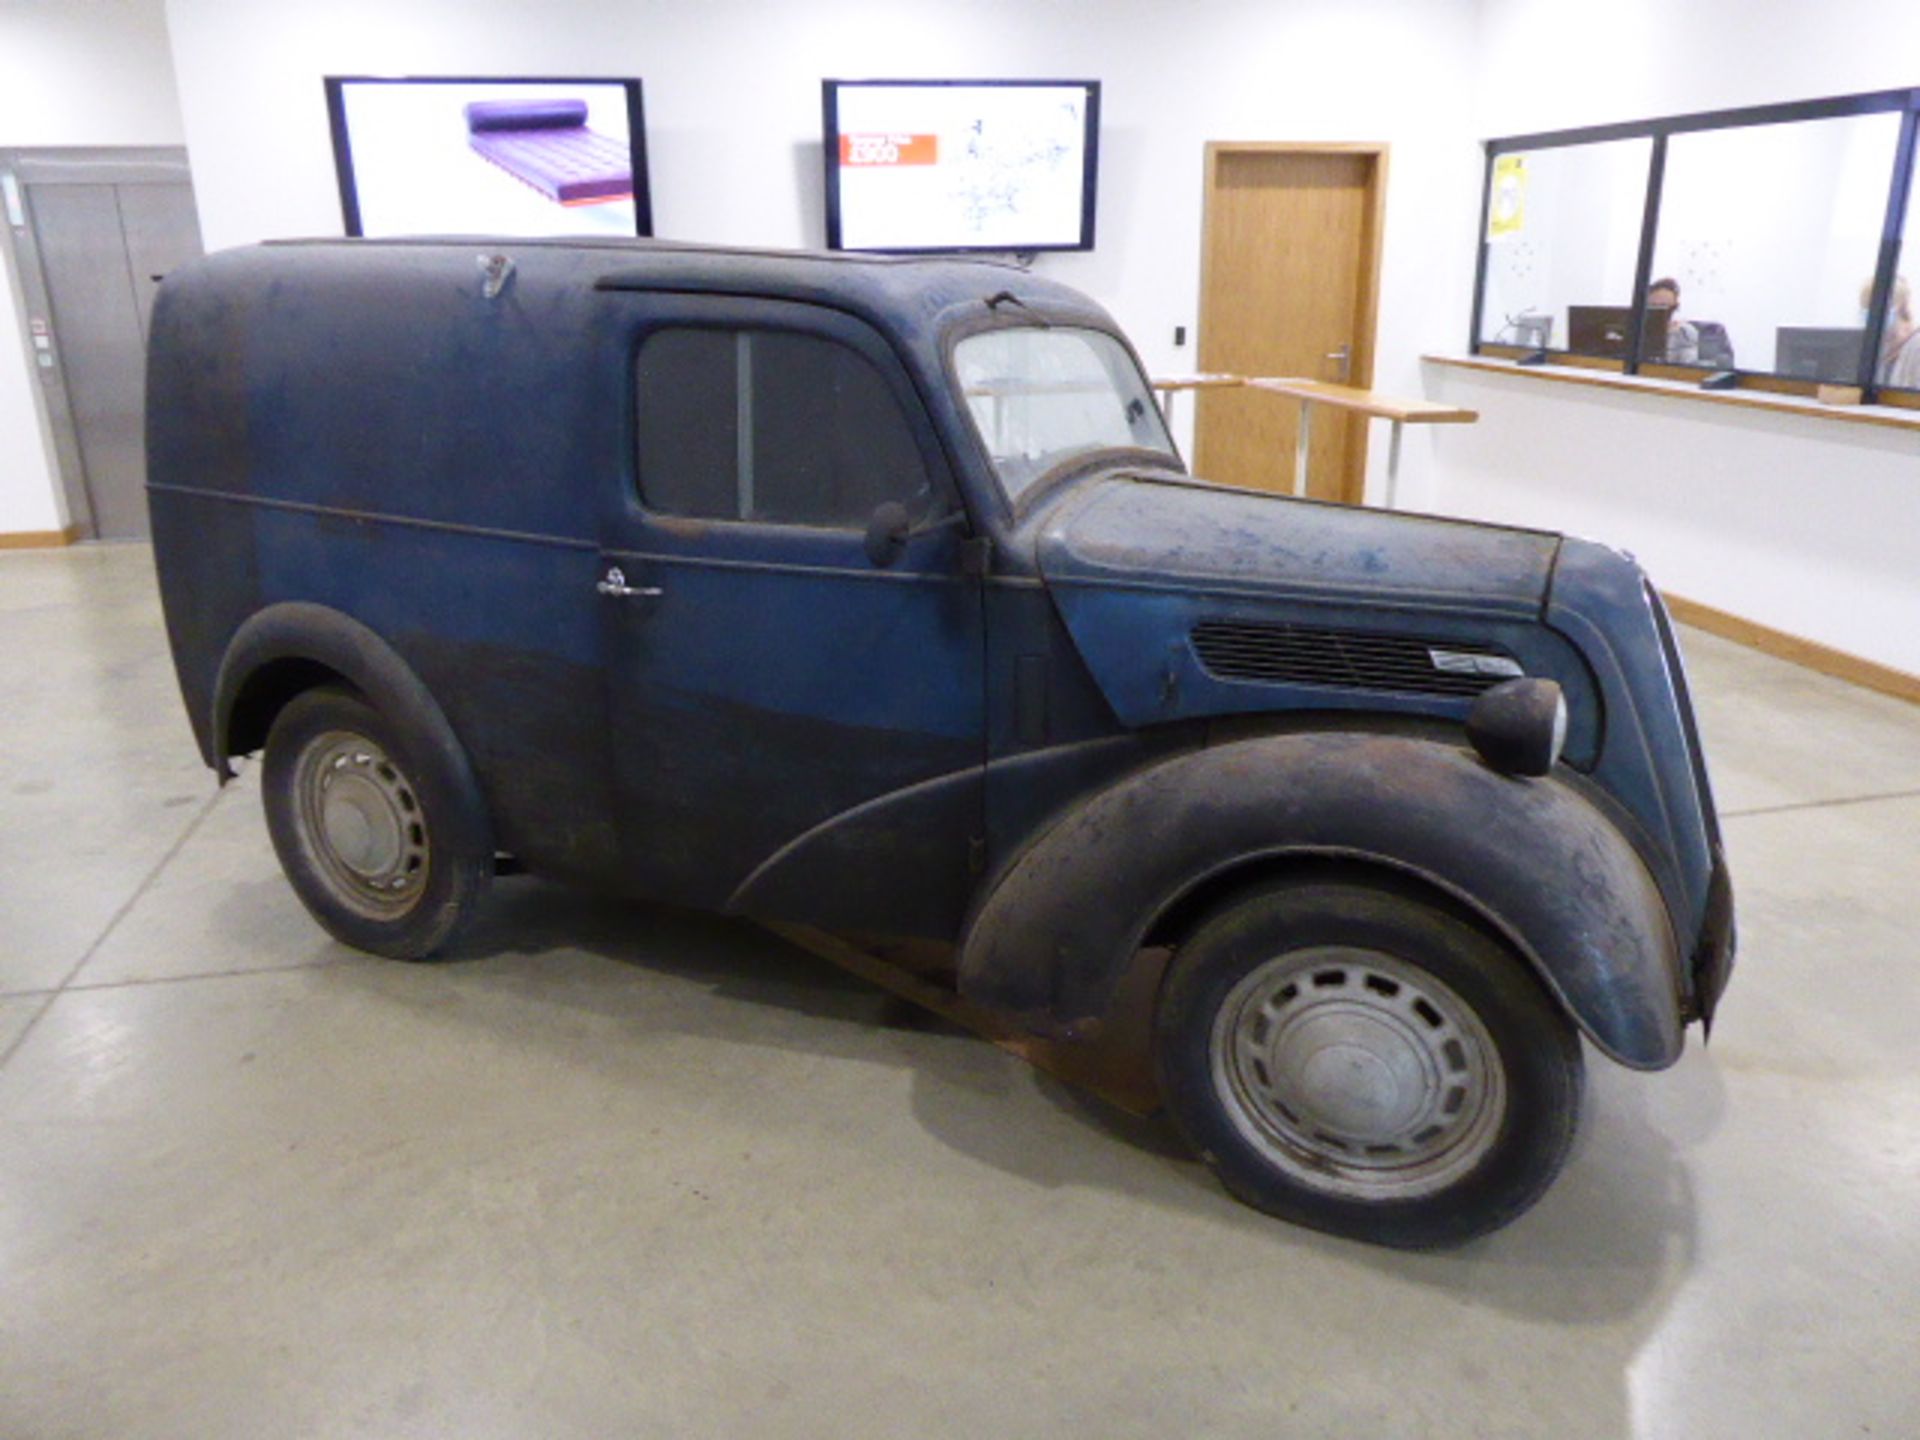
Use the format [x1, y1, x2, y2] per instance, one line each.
[954, 327, 1178, 504]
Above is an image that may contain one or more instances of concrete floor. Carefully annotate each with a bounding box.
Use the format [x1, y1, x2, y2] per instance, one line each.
[2, 542, 1917, 1439]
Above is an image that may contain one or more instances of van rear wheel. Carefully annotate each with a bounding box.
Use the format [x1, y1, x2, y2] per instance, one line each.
[262, 685, 491, 959]
[1155, 879, 1583, 1248]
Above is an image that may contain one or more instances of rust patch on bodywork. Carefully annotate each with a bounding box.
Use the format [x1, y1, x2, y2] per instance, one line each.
[765, 922, 1165, 1117]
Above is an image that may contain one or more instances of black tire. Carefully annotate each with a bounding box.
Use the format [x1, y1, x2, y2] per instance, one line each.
[261, 685, 492, 959]
[1155, 879, 1583, 1249]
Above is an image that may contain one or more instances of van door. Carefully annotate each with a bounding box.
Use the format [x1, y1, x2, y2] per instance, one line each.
[598, 294, 985, 938]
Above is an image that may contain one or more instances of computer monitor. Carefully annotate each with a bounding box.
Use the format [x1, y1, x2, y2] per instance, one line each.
[1567, 305, 1669, 361]
[1774, 327, 1866, 384]
[1509, 312, 1553, 350]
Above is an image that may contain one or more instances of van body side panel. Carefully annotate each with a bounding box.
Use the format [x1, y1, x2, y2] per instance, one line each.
[147, 258, 261, 764]
[148, 245, 623, 883]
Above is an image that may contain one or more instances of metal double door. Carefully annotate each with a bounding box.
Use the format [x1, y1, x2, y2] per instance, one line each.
[7, 151, 204, 539]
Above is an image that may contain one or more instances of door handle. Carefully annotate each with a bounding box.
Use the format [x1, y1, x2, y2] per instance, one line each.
[1325, 345, 1352, 382]
[596, 565, 662, 599]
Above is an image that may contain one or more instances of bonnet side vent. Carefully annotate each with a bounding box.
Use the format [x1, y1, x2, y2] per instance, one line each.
[1190, 619, 1518, 698]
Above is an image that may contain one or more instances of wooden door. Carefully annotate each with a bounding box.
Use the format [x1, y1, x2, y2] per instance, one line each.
[1194, 143, 1387, 503]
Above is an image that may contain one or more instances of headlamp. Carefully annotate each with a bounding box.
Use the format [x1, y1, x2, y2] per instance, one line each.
[1466, 678, 1567, 777]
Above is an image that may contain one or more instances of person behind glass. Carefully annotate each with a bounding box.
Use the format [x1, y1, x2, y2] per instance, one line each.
[1647, 277, 1699, 364]
[1868, 275, 1920, 390]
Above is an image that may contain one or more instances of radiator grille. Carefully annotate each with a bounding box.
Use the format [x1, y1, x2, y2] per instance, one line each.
[1190, 620, 1517, 698]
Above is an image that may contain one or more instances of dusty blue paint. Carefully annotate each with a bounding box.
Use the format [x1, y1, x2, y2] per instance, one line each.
[147, 235, 1729, 1032]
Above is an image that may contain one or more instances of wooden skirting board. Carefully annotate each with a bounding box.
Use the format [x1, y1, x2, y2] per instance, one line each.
[0, 524, 83, 550]
[1664, 592, 1920, 707]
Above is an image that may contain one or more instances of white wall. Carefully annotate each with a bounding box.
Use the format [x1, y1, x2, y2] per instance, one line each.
[0, 0, 186, 534]
[1472, 0, 1920, 133]
[0, 0, 185, 148]
[161, 0, 1484, 488]
[1432, 0, 1920, 677]
[1426, 367, 1920, 674]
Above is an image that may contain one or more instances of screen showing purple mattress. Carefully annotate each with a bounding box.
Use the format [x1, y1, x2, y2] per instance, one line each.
[464, 99, 633, 205]
[326, 76, 651, 238]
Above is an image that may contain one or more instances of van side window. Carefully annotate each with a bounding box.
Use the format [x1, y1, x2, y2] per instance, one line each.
[634, 326, 930, 527]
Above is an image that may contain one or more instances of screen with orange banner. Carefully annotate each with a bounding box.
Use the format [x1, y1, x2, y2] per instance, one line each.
[824, 80, 1099, 253]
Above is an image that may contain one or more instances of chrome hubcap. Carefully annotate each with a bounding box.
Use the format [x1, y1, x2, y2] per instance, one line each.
[295, 731, 429, 919]
[1210, 946, 1505, 1201]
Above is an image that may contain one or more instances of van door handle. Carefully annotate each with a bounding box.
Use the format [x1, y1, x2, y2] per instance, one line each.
[596, 565, 661, 599]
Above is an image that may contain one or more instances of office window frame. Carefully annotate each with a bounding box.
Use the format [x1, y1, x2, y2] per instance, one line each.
[1471, 88, 1920, 402]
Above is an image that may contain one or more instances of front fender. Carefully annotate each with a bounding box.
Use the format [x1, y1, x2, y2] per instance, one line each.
[957, 731, 1687, 1069]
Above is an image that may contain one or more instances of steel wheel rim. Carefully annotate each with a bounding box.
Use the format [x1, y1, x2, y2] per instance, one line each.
[1209, 945, 1506, 1201]
[294, 729, 430, 920]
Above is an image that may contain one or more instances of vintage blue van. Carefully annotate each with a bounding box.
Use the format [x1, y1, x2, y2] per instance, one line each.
[147, 238, 1733, 1247]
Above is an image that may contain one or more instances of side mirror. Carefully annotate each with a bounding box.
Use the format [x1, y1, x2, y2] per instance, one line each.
[864, 501, 912, 568]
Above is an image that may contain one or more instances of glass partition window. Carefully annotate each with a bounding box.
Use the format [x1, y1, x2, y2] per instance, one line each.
[1475, 90, 1920, 398]
[1478, 138, 1653, 357]
[1652, 111, 1903, 381]
[1882, 146, 1920, 393]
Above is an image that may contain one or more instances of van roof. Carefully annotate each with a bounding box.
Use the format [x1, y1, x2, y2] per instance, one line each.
[251, 235, 1112, 340]
[264, 234, 1028, 271]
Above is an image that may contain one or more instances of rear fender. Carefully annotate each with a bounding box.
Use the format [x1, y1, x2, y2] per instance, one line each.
[210, 603, 488, 847]
[956, 731, 1687, 1069]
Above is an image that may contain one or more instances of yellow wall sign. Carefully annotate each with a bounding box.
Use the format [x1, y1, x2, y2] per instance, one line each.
[1488, 155, 1526, 239]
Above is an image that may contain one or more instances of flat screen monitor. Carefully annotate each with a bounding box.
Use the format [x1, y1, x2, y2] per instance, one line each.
[325, 76, 652, 238]
[1567, 304, 1669, 361]
[822, 79, 1100, 253]
[1775, 326, 1866, 383]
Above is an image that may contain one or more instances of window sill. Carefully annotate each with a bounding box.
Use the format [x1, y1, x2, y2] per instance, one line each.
[1423, 353, 1920, 436]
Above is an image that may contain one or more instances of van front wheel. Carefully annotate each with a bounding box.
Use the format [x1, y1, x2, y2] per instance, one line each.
[262, 685, 491, 959]
[1155, 880, 1583, 1248]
